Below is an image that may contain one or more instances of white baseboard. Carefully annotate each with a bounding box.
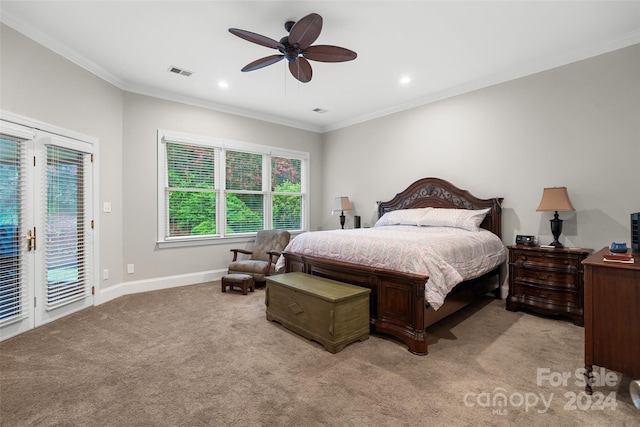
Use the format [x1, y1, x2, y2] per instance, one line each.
[95, 271, 508, 305]
[96, 269, 227, 305]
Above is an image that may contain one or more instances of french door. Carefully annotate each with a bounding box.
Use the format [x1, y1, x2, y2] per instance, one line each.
[0, 120, 95, 341]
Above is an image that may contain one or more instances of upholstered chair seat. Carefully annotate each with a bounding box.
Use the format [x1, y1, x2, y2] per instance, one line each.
[228, 230, 291, 283]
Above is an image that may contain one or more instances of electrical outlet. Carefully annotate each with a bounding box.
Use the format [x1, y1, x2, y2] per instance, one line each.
[103, 269, 109, 280]
[127, 264, 134, 274]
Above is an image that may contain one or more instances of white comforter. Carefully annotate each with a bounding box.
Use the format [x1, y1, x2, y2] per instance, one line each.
[276, 225, 506, 310]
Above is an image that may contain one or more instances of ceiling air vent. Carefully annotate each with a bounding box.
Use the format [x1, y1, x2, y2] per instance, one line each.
[168, 66, 194, 77]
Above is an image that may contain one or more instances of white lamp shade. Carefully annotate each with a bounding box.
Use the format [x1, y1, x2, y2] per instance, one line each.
[333, 196, 353, 211]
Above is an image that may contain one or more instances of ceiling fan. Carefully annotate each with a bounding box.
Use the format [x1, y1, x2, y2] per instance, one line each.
[229, 13, 357, 83]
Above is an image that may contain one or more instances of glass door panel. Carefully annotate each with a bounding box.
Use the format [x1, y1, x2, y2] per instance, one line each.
[0, 120, 94, 341]
[0, 124, 35, 339]
[34, 137, 93, 326]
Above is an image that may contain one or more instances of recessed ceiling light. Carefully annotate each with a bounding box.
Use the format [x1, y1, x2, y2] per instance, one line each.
[218, 81, 229, 88]
[400, 76, 411, 85]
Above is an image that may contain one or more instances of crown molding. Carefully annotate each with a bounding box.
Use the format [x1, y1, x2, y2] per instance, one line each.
[324, 30, 640, 133]
[1, 12, 323, 133]
[3, 11, 638, 135]
[119, 81, 324, 133]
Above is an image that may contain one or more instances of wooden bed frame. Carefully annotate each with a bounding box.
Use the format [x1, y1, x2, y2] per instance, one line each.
[283, 177, 504, 355]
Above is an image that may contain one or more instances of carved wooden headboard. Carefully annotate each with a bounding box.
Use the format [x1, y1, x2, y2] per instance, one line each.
[377, 177, 503, 238]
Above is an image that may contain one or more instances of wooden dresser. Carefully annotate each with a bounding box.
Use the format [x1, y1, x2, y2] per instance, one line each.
[506, 245, 592, 326]
[582, 247, 640, 391]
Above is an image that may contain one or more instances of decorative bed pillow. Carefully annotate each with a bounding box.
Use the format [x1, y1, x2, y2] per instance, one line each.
[417, 208, 490, 231]
[374, 208, 432, 227]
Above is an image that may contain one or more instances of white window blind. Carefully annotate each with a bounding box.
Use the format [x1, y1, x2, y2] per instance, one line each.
[157, 129, 309, 245]
[271, 155, 303, 230]
[44, 145, 89, 310]
[165, 142, 219, 238]
[225, 150, 264, 234]
[0, 135, 29, 325]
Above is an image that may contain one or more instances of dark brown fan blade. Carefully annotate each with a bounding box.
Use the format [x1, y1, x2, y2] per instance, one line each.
[288, 57, 312, 83]
[302, 45, 357, 63]
[241, 55, 285, 72]
[229, 28, 284, 50]
[288, 13, 322, 50]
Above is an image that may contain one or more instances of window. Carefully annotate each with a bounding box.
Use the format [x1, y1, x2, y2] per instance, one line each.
[225, 150, 263, 234]
[166, 142, 218, 237]
[271, 156, 302, 230]
[158, 130, 308, 246]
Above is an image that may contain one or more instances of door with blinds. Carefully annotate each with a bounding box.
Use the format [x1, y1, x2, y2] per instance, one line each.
[0, 120, 94, 340]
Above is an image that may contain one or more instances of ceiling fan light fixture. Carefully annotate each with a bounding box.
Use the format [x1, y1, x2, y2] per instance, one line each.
[229, 13, 356, 83]
[284, 47, 300, 62]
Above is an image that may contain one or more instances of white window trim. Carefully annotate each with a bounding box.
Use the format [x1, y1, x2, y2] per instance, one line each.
[156, 129, 309, 248]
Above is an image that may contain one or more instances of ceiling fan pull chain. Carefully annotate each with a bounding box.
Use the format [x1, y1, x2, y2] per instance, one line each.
[284, 62, 288, 98]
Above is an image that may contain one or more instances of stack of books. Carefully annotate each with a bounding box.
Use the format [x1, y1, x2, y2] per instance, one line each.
[603, 252, 635, 263]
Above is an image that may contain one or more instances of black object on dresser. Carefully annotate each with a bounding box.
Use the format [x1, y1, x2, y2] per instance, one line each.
[506, 245, 593, 326]
[632, 212, 639, 252]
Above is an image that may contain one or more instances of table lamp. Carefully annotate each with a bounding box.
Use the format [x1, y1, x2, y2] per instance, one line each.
[536, 187, 575, 248]
[333, 196, 353, 229]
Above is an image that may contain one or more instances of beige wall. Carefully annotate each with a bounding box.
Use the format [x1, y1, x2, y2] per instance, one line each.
[322, 44, 640, 251]
[121, 92, 323, 281]
[0, 24, 125, 288]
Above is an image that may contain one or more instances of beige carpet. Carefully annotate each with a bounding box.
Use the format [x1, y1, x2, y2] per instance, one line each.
[1, 281, 638, 426]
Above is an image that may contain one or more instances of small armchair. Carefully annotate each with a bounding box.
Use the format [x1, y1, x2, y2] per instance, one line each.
[228, 230, 291, 283]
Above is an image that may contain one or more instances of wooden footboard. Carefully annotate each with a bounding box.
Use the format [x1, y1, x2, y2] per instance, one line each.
[284, 252, 430, 354]
[423, 268, 502, 328]
[283, 252, 501, 355]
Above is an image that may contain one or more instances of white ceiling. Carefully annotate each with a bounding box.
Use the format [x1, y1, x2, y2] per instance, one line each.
[1, 1, 639, 133]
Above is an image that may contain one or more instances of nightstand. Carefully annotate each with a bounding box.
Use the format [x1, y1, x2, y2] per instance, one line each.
[506, 245, 592, 326]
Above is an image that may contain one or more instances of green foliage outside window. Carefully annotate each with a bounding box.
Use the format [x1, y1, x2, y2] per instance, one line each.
[273, 181, 301, 229]
[166, 142, 303, 238]
[226, 193, 263, 233]
[271, 157, 302, 229]
[170, 190, 216, 236]
[226, 150, 261, 191]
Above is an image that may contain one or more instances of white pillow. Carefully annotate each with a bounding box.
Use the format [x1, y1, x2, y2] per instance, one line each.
[374, 208, 432, 227]
[417, 208, 490, 231]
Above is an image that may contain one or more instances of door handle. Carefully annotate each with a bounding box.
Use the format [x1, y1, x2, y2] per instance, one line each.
[25, 227, 36, 251]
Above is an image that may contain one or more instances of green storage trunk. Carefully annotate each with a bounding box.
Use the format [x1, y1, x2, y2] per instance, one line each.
[265, 273, 371, 353]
